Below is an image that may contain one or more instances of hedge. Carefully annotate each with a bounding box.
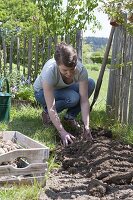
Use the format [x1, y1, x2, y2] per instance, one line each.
[90, 55, 111, 64]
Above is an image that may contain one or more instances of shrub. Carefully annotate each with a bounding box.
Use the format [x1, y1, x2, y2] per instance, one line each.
[90, 55, 111, 64]
[8, 72, 35, 104]
[15, 85, 35, 103]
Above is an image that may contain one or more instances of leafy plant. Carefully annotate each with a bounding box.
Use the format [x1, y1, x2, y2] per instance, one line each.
[101, 0, 133, 35]
[90, 54, 111, 64]
[0, 0, 100, 38]
[6, 70, 35, 103]
[15, 85, 35, 103]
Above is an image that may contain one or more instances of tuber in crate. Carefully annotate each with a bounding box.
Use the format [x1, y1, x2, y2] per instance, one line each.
[0, 131, 49, 186]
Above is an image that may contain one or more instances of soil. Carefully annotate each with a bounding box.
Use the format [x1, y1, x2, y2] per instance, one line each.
[40, 128, 133, 200]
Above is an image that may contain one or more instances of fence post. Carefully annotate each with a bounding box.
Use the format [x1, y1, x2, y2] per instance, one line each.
[9, 36, 15, 74]
[17, 36, 20, 72]
[41, 36, 45, 67]
[76, 30, 82, 62]
[0, 43, 1, 74]
[127, 37, 133, 124]
[35, 36, 39, 79]
[23, 34, 26, 76]
[28, 36, 32, 78]
[65, 34, 70, 44]
[2, 36, 7, 76]
[54, 35, 58, 46]
[61, 35, 64, 42]
[48, 37, 52, 59]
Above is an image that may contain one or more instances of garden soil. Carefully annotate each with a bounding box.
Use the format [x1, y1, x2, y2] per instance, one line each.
[40, 128, 133, 200]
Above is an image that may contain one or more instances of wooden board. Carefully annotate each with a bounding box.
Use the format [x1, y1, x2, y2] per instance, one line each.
[0, 163, 47, 177]
[2, 131, 49, 149]
[0, 149, 48, 164]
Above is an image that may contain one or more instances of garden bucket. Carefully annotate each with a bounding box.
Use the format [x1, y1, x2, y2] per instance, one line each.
[0, 78, 11, 122]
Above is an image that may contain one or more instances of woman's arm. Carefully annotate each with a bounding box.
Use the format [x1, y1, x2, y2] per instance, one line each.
[42, 81, 75, 146]
[79, 80, 93, 140]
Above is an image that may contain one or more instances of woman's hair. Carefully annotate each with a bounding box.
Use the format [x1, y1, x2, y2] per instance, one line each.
[54, 42, 77, 68]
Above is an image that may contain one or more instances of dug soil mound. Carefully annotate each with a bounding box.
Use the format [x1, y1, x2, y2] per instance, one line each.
[40, 128, 133, 200]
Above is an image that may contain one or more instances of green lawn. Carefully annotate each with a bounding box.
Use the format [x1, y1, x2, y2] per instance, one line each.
[89, 69, 109, 109]
[0, 184, 40, 200]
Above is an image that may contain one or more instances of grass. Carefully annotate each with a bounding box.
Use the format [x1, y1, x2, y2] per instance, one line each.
[85, 63, 100, 71]
[0, 182, 41, 200]
[88, 67, 109, 109]
[0, 67, 133, 199]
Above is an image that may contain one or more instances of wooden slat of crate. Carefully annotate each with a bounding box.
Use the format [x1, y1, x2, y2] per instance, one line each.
[0, 163, 47, 177]
[2, 131, 48, 149]
[0, 149, 48, 164]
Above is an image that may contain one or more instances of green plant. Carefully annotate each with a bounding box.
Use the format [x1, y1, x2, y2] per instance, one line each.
[0, 182, 41, 200]
[102, 1, 133, 36]
[90, 55, 111, 64]
[15, 85, 35, 103]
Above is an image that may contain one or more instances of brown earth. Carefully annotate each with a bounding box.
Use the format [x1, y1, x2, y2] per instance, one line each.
[40, 128, 133, 200]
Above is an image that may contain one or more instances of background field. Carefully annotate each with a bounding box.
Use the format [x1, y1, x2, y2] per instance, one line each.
[88, 68, 109, 109]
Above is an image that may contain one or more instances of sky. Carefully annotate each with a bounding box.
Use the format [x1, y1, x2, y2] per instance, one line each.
[83, 9, 111, 38]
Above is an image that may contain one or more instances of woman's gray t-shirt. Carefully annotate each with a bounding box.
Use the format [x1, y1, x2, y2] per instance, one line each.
[33, 58, 88, 92]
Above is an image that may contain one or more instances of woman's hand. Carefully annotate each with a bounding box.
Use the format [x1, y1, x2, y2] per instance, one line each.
[82, 126, 93, 141]
[59, 130, 75, 146]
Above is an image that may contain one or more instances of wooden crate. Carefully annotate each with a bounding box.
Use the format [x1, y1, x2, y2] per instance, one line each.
[0, 131, 49, 186]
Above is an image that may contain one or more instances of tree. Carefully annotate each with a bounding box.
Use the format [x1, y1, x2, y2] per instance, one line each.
[0, 0, 100, 38]
[0, 0, 40, 36]
[101, 0, 133, 35]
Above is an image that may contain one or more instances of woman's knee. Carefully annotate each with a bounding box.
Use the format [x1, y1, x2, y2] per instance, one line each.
[34, 89, 46, 108]
[88, 78, 95, 97]
[65, 91, 80, 107]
